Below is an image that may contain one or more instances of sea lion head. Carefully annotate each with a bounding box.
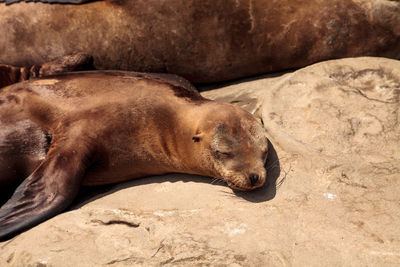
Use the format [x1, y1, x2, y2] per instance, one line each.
[193, 103, 268, 191]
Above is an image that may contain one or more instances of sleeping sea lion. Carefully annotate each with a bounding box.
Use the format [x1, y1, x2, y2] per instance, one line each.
[0, 0, 399, 82]
[0, 71, 269, 241]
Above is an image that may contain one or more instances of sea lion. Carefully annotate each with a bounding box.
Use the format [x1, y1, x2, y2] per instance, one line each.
[0, 0, 399, 83]
[0, 71, 268, 241]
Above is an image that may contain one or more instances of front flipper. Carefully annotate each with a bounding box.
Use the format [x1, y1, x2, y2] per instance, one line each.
[30, 52, 94, 78]
[0, 146, 92, 241]
[0, 53, 93, 88]
[2, 0, 94, 5]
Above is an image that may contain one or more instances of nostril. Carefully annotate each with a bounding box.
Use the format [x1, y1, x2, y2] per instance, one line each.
[249, 173, 259, 186]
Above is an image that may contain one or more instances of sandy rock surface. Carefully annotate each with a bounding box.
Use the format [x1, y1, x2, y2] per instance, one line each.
[1, 57, 399, 266]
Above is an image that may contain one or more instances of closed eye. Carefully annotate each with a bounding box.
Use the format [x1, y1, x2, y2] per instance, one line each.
[215, 150, 232, 158]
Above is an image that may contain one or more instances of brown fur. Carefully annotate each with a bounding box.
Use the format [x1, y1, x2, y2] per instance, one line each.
[0, 71, 268, 240]
[0, 0, 399, 82]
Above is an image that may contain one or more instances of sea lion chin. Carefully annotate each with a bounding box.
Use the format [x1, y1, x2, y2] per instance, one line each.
[0, 71, 268, 241]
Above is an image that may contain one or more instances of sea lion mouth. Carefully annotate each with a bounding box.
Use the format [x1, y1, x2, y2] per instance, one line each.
[215, 175, 255, 191]
[226, 180, 252, 191]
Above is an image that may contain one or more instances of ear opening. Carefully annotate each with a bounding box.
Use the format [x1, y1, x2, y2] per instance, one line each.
[192, 133, 203, 142]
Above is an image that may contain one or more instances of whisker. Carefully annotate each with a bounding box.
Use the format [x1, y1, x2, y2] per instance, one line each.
[211, 178, 224, 185]
[210, 176, 227, 186]
[276, 163, 291, 189]
[266, 158, 280, 171]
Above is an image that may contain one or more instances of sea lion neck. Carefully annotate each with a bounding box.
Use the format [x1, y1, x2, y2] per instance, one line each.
[166, 102, 217, 178]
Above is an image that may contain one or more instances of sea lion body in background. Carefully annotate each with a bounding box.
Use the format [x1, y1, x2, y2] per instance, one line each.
[0, 71, 268, 240]
[0, 0, 399, 82]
